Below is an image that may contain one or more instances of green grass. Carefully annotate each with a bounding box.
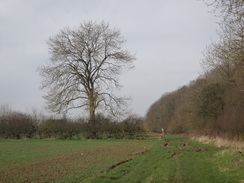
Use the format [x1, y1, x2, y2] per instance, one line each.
[0, 139, 158, 182]
[0, 136, 243, 183]
[89, 136, 244, 183]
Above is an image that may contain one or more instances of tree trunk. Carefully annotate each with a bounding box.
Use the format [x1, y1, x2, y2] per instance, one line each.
[89, 93, 97, 138]
[89, 108, 95, 122]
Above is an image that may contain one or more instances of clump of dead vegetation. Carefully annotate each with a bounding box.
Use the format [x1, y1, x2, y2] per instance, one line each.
[191, 135, 244, 149]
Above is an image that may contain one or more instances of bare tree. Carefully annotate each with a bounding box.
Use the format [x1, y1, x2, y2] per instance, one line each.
[201, 0, 244, 91]
[202, 22, 244, 87]
[203, 0, 243, 22]
[38, 21, 135, 122]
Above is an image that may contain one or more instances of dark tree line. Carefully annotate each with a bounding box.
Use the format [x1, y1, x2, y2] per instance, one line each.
[145, 78, 244, 140]
[0, 107, 147, 139]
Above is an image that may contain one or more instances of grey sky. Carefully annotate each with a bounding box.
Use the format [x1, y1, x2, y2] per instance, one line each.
[0, 0, 218, 117]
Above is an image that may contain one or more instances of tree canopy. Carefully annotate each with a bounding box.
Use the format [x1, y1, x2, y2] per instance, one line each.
[38, 21, 135, 121]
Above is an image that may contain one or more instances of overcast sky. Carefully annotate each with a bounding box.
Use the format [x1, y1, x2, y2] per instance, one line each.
[0, 0, 219, 117]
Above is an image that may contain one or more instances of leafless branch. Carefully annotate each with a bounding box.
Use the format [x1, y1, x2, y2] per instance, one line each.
[38, 21, 135, 120]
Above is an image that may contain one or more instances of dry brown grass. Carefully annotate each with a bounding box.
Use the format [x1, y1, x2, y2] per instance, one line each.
[191, 135, 244, 149]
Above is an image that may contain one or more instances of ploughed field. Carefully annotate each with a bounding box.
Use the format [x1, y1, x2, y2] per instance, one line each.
[0, 136, 243, 182]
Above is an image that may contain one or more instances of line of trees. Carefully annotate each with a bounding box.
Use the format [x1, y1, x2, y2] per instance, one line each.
[145, 78, 244, 140]
[145, 0, 244, 140]
[0, 106, 147, 139]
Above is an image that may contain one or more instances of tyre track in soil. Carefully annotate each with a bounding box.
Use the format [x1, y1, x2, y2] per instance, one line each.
[99, 139, 222, 175]
[100, 148, 151, 174]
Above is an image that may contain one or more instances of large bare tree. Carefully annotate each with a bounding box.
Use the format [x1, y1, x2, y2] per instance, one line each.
[39, 21, 135, 121]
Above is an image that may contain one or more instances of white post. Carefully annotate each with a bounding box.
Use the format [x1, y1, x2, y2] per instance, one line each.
[161, 128, 165, 139]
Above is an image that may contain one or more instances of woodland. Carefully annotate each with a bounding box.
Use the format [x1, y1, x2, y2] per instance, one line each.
[145, 0, 244, 140]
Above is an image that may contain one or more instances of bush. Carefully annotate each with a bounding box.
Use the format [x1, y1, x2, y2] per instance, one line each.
[0, 111, 35, 139]
[0, 106, 147, 140]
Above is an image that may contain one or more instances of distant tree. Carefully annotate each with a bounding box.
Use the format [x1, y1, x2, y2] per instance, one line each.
[0, 104, 12, 119]
[145, 89, 182, 133]
[38, 21, 135, 125]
